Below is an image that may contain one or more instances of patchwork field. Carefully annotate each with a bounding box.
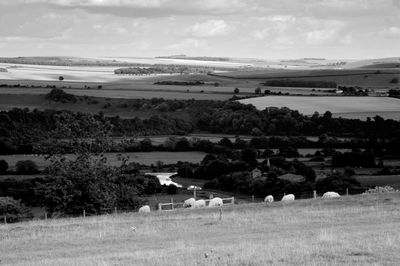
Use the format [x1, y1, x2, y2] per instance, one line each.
[1, 193, 399, 265]
[239, 96, 400, 120]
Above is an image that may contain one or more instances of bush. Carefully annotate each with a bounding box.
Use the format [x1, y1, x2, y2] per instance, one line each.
[45, 88, 76, 103]
[0, 197, 32, 223]
[166, 184, 177, 194]
[0, 160, 8, 174]
[390, 77, 399, 84]
[15, 160, 39, 174]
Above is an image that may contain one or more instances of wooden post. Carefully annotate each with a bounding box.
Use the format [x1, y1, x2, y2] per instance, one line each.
[219, 208, 222, 221]
[83, 210, 86, 218]
[193, 187, 197, 200]
[232, 197, 235, 205]
[114, 207, 117, 214]
[252, 195, 254, 202]
[44, 213, 47, 220]
[346, 188, 349, 196]
[313, 190, 317, 199]
[4, 216, 6, 224]
[158, 203, 162, 211]
[171, 198, 174, 210]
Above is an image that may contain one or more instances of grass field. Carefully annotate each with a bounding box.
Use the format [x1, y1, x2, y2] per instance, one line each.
[239, 96, 400, 120]
[0, 152, 206, 170]
[1, 193, 399, 265]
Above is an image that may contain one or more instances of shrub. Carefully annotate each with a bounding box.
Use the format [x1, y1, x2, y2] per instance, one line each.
[45, 88, 77, 103]
[0, 160, 8, 174]
[0, 197, 32, 223]
[166, 184, 177, 194]
[390, 77, 399, 84]
[15, 160, 39, 174]
[363, 186, 399, 194]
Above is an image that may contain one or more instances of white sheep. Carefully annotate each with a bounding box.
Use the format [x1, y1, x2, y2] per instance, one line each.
[194, 199, 206, 208]
[281, 194, 295, 201]
[183, 198, 196, 208]
[322, 191, 340, 199]
[138, 205, 150, 213]
[264, 195, 274, 203]
[208, 197, 223, 207]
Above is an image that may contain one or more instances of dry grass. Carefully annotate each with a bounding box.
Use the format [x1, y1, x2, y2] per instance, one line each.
[1, 193, 400, 265]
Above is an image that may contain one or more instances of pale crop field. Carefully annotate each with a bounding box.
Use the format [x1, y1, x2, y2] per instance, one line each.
[239, 96, 400, 120]
[0, 193, 399, 265]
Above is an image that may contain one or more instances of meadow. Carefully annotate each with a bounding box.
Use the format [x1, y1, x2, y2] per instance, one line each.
[239, 96, 400, 119]
[0, 193, 399, 265]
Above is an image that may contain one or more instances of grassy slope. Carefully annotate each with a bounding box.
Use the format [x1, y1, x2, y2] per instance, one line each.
[0, 193, 399, 265]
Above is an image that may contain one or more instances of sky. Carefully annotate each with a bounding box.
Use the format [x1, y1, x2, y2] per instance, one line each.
[0, 0, 399, 59]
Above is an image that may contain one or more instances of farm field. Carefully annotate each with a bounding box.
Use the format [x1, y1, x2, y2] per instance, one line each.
[239, 96, 400, 120]
[356, 175, 400, 189]
[1, 193, 400, 265]
[0, 152, 207, 170]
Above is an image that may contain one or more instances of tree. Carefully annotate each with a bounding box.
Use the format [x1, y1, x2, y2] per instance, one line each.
[167, 184, 177, 194]
[15, 160, 39, 174]
[0, 197, 32, 223]
[255, 87, 261, 94]
[390, 77, 399, 84]
[234, 88, 240, 94]
[0, 160, 8, 174]
[58, 76, 64, 81]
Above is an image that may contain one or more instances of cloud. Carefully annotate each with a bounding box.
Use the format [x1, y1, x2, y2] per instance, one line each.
[380, 27, 400, 37]
[188, 20, 233, 38]
[167, 38, 209, 50]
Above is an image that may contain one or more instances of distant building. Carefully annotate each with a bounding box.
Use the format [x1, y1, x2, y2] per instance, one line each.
[278, 173, 305, 183]
[251, 168, 262, 179]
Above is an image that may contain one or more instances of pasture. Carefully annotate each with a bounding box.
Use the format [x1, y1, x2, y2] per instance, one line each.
[239, 96, 400, 120]
[0, 193, 399, 265]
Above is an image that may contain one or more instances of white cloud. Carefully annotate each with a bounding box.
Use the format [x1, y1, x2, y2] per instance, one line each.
[188, 20, 233, 38]
[380, 27, 400, 37]
[306, 29, 338, 44]
[167, 38, 209, 50]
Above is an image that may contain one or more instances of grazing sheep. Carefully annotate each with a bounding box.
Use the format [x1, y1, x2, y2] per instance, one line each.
[264, 195, 274, 203]
[138, 205, 150, 213]
[194, 199, 206, 208]
[183, 198, 196, 208]
[322, 191, 340, 199]
[281, 194, 295, 201]
[208, 197, 223, 207]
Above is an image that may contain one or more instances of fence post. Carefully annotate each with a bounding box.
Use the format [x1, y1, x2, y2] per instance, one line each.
[114, 207, 117, 214]
[83, 210, 86, 218]
[45, 212, 47, 220]
[346, 188, 349, 196]
[193, 188, 197, 200]
[252, 195, 254, 202]
[232, 197, 235, 205]
[171, 198, 174, 210]
[158, 203, 162, 211]
[219, 208, 222, 221]
[4, 216, 6, 224]
[313, 190, 317, 199]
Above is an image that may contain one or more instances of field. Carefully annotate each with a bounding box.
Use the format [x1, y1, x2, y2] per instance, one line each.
[1, 193, 399, 265]
[0, 152, 206, 170]
[356, 175, 400, 189]
[239, 96, 400, 120]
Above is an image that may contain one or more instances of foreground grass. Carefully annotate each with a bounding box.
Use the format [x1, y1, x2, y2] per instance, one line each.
[1, 194, 400, 266]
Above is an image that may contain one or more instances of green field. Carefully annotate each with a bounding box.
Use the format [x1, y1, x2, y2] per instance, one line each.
[0, 152, 206, 170]
[1, 193, 399, 265]
[239, 96, 400, 120]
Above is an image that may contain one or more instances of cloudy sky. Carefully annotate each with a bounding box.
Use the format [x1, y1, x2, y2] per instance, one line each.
[0, 0, 399, 59]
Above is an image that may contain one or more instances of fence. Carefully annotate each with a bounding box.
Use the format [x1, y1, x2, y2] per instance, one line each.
[0, 187, 365, 224]
[158, 197, 235, 211]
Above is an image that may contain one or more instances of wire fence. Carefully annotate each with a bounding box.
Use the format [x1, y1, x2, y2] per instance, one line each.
[0, 187, 365, 224]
